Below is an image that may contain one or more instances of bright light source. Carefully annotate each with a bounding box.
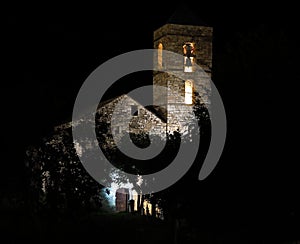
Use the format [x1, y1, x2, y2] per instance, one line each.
[185, 80, 193, 104]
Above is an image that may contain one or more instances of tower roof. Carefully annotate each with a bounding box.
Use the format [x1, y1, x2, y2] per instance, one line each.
[167, 4, 208, 26]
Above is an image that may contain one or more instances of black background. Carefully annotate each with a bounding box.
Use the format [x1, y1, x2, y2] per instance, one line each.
[2, 2, 299, 239]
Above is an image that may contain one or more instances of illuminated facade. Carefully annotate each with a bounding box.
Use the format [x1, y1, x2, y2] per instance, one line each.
[153, 22, 212, 134]
[26, 9, 213, 220]
[51, 11, 213, 217]
[113, 20, 213, 215]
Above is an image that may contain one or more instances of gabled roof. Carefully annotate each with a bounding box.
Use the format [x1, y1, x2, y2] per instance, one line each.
[167, 4, 208, 27]
[98, 94, 167, 123]
[55, 94, 168, 132]
[144, 105, 167, 123]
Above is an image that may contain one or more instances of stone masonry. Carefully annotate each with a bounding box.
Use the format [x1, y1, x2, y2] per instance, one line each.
[153, 23, 212, 134]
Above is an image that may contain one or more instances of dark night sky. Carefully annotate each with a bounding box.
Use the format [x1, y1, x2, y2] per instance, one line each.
[3, 3, 297, 144]
[2, 2, 299, 230]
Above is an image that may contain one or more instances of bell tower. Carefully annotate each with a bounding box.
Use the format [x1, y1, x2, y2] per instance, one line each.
[153, 7, 213, 133]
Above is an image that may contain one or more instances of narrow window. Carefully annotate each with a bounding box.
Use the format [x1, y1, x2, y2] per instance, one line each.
[183, 42, 195, 72]
[185, 80, 193, 105]
[158, 43, 163, 69]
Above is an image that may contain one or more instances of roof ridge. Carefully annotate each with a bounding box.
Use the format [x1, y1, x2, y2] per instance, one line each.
[167, 4, 209, 27]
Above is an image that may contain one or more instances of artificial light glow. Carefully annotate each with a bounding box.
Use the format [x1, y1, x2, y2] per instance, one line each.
[143, 200, 152, 215]
[185, 80, 193, 104]
[184, 66, 193, 72]
[158, 43, 163, 69]
[183, 42, 194, 55]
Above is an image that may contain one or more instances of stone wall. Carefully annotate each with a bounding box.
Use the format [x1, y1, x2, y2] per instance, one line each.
[55, 22, 213, 150]
[97, 95, 167, 145]
[153, 23, 213, 72]
[152, 23, 212, 134]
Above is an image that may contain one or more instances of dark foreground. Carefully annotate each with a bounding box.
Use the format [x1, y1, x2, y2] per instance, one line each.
[1, 209, 172, 244]
[1, 207, 299, 244]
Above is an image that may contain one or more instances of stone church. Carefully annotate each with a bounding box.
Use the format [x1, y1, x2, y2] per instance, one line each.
[95, 11, 212, 213]
[91, 11, 213, 146]
[51, 9, 213, 215]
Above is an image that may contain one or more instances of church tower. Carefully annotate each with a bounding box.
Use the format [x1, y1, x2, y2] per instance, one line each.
[153, 7, 213, 133]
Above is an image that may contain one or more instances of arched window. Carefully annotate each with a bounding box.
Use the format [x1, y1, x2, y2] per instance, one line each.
[158, 43, 163, 69]
[183, 42, 195, 72]
[185, 80, 193, 105]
